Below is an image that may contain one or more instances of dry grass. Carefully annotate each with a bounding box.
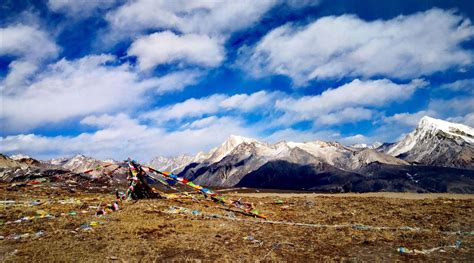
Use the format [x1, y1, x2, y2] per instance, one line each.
[1, 184, 473, 261]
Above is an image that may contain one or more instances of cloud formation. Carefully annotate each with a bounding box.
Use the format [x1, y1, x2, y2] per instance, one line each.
[275, 79, 426, 125]
[383, 94, 474, 131]
[0, 24, 60, 92]
[48, 0, 117, 17]
[152, 70, 204, 94]
[242, 8, 474, 85]
[143, 91, 280, 122]
[128, 31, 224, 70]
[1, 55, 162, 131]
[0, 25, 59, 60]
[0, 114, 257, 160]
[105, 0, 277, 40]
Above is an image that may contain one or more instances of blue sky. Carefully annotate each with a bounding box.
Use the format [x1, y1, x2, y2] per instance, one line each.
[1, 0, 474, 161]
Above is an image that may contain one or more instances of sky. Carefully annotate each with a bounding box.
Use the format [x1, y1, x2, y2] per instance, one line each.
[1, 0, 474, 161]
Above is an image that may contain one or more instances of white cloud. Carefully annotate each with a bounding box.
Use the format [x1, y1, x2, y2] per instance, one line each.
[143, 94, 226, 122]
[316, 107, 373, 125]
[428, 96, 474, 116]
[1, 47, 205, 132]
[1, 55, 178, 132]
[447, 113, 474, 127]
[242, 8, 474, 85]
[0, 24, 59, 61]
[145, 79, 425, 130]
[220, 91, 281, 112]
[2, 61, 38, 90]
[439, 79, 474, 94]
[380, 94, 474, 141]
[383, 83, 474, 127]
[275, 79, 425, 125]
[265, 128, 340, 143]
[80, 113, 137, 129]
[153, 70, 203, 94]
[0, 114, 257, 161]
[338, 134, 371, 145]
[0, 24, 59, 92]
[48, 0, 117, 17]
[384, 110, 436, 127]
[187, 116, 219, 129]
[104, 0, 277, 42]
[128, 31, 224, 70]
[143, 91, 279, 122]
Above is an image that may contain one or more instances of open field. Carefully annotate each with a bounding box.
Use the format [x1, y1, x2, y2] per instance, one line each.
[1, 184, 473, 262]
[225, 190, 474, 200]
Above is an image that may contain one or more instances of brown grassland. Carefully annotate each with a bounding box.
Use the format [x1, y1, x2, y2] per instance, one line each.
[1, 184, 473, 262]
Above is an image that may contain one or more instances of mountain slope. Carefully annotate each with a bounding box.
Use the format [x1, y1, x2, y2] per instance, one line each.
[385, 116, 474, 169]
[0, 154, 25, 168]
[348, 149, 409, 170]
[237, 161, 474, 193]
[236, 160, 363, 192]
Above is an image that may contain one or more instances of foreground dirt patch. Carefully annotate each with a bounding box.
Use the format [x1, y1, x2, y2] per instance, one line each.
[1, 185, 473, 261]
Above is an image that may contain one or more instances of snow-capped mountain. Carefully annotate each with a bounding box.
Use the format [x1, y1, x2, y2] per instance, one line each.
[194, 135, 263, 164]
[147, 136, 261, 173]
[175, 135, 408, 187]
[148, 154, 195, 173]
[385, 116, 474, 169]
[57, 155, 97, 172]
[3, 116, 472, 192]
[45, 154, 126, 178]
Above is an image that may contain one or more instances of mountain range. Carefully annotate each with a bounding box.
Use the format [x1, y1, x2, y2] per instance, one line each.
[0, 153, 126, 185]
[149, 116, 474, 192]
[1, 116, 473, 193]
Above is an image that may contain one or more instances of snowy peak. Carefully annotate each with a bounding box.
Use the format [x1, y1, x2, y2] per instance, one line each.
[385, 116, 474, 169]
[417, 116, 474, 143]
[205, 135, 264, 164]
[220, 135, 263, 154]
[388, 116, 474, 157]
[226, 134, 259, 145]
[147, 135, 264, 173]
[151, 116, 473, 180]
